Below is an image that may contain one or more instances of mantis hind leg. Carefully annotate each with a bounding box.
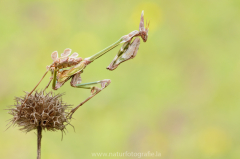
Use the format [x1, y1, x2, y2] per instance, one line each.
[67, 77, 111, 119]
[20, 69, 49, 114]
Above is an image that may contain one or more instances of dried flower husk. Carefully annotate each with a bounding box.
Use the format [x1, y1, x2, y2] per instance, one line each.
[7, 91, 72, 133]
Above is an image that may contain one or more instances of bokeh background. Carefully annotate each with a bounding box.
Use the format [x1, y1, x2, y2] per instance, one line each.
[1, 0, 240, 158]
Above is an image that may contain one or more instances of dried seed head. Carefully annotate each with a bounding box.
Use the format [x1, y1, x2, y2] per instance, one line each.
[7, 91, 72, 133]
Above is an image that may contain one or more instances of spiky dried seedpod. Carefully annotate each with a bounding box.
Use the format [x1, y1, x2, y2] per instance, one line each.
[7, 91, 72, 133]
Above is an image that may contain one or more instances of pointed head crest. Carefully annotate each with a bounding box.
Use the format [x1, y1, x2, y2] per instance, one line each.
[139, 10, 149, 42]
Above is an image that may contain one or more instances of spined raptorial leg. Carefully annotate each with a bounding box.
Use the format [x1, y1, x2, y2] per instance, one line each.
[67, 78, 111, 119]
[107, 37, 140, 70]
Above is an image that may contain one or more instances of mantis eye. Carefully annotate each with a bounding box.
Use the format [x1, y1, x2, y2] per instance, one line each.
[51, 51, 58, 61]
[61, 48, 71, 57]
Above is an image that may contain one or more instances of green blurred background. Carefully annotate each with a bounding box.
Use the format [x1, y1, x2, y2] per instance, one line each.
[1, 0, 240, 158]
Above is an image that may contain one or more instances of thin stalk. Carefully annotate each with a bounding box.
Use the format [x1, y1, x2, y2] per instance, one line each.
[37, 126, 42, 159]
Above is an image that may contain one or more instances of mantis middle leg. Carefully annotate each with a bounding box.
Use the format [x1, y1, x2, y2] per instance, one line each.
[50, 70, 111, 119]
[67, 74, 111, 119]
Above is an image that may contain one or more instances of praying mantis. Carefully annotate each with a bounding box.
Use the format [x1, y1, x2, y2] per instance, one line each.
[21, 11, 149, 119]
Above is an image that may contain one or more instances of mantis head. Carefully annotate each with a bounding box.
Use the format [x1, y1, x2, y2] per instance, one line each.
[139, 10, 150, 42]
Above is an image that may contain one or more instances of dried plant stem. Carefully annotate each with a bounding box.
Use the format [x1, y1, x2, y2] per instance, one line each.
[37, 126, 42, 159]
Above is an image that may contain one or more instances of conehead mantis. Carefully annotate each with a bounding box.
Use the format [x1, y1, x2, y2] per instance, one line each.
[21, 11, 150, 119]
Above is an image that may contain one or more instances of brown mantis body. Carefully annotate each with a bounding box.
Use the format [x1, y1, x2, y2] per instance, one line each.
[21, 11, 149, 119]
